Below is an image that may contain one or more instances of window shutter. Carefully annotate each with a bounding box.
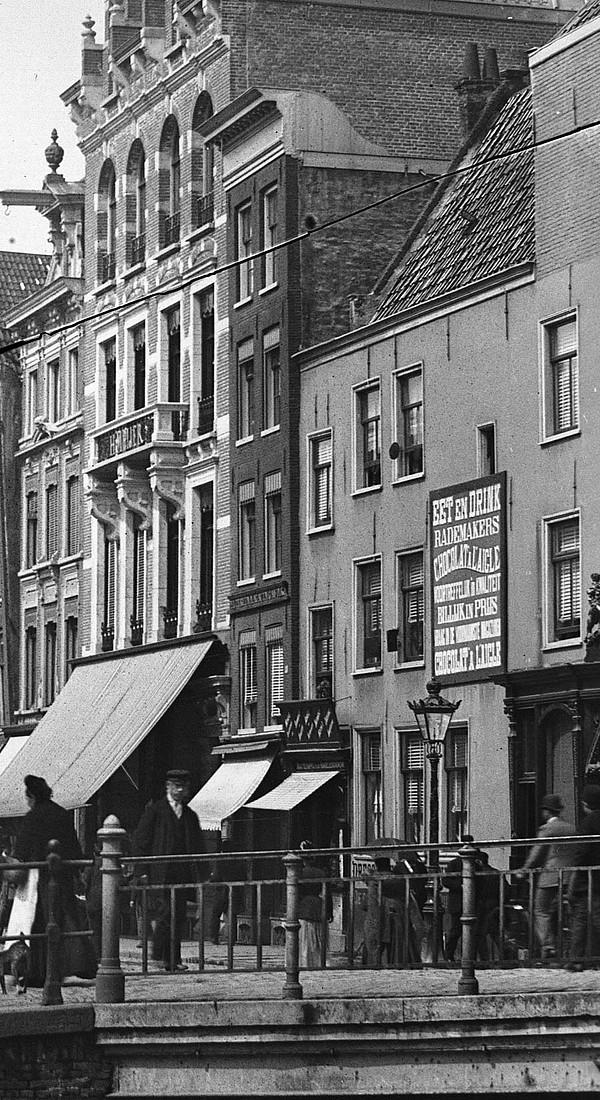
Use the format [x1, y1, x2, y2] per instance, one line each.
[265, 471, 281, 495]
[315, 466, 330, 524]
[135, 528, 146, 618]
[406, 738, 424, 770]
[363, 733, 381, 772]
[244, 646, 257, 703]
[555, 360, 573, 431]
[552, 319, 576, 356]
[269, 642, 285, 712]
[105, 541, 117, 629]
[239, 480, 255, 503]
[47, 485, 58, 556]
[406, 738, 424, 814]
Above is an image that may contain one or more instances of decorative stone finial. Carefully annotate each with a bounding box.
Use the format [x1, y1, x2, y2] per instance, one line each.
[82, 15, 96, 44]
[45, 130, 64, 173]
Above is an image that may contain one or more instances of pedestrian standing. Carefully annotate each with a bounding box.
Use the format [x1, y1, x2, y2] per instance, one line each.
[515, 793, 574, 960]
[132, 769, 207, 971]
[565, 783, 600, 972]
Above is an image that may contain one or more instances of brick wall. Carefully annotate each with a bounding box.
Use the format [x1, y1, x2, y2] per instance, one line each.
[0, 1032, 112, 1099]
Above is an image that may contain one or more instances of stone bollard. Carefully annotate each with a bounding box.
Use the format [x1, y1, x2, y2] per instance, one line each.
[457, 842, 479, 996]
[282, 851, 303, 1000]
[96, 814, 127, 1004]
[42, 839, 64, 1006]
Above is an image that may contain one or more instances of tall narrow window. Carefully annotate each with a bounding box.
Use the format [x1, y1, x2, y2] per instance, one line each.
[266, 627, 284, 724]
[159, 118, 181, 247]
[25, 627, 37, 710]
[264, 472, 282, 575]
[547, 514, 581, 642]
[47, 359, 59, 422]
[191, 92, 214, 229]
[134, 149, 146, 262]
[196, 483, 214, 631]
[237, 203, 254, 301]
[356, 558, 381, 670]
[543, 315, 579, 439]
[239, 631, 257, 729]
[102, 538, 117, 650]
[46, 484, 58, 559]
[309, 432, 333, 530]
[262, 186, 278, 287]
[28, 370, 38, 434]
[403, 735, 425, 844]
[355, 383, 381, 489]
[394, 366, 423, 479]
[66, 475, 80, 556]
[238, 481, 256, 581]
[166, 306, 181, 402]
[237, 339, 255, 439]
[66, 348, 78, 416]
[98, 160, 117, 282]
[263, 327, 280, 431]
[26, 491, 38, 568]
[165, 503, 180, 637]
[477, 423, 496, 476]
[132, 520, 146, 644]
[362, 731, 382, 843]
[132, 324, 146, 410]
[44, 622, 57, 706]
[65, 616, 78, 681]
[104, 338, 117, 423]
[199, 288, 215, 416]
[311, 606, 333, 698]
[396, 550, 424, 664]
[446, 727, 468, 841]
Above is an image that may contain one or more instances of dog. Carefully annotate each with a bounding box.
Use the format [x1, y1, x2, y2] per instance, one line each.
[0, 933, 30, 994]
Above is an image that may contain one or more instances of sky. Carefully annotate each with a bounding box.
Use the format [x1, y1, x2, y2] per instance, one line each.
[0, 0, 106, 255]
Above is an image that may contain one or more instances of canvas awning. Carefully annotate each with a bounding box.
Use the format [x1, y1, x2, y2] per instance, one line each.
[244, 770, 340, 812]
[189, 753, 275, 831]
[0, 639, 215, 817]
[0, 736, 29, 778]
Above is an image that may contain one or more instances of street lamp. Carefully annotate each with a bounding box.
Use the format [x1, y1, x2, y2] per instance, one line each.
[408, 679, 461, 960]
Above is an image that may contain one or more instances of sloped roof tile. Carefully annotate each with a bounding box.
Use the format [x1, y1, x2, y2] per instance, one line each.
[373, 88, 533, 322]
[0, 251, 49, 319]
[555, 0, 600, 38]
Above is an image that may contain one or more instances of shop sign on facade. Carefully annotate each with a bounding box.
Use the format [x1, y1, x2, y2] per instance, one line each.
[430, 472, 507, 684]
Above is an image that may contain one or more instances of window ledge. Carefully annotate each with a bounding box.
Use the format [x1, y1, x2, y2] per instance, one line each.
[352, 484, 383, 498]
[155, 242, 180, 262]
[540, 428, 580, 447]
[262, 570, 282, 581]
[264, 723, 283, 733]
[394, 660, 426, 672]
[543, 638, 582, 652]
[353, 667, 384, 677]
[235, 435, 255, 448]
[261, 426, 280, 438]
[236, 727, 257, 736]
[308, 524, 334, 537]
[234, 296, 253, 310]
[236, 578, 256, 588]
[123, 261, 146, 281]
[94, 277, 116, 296]
[392, 471, 425, 486]
[187, 224, 215, 244]
[259, 282, 279, 297]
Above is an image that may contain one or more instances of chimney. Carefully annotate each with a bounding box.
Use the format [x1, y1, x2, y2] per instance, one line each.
[455, 43, 500, 139]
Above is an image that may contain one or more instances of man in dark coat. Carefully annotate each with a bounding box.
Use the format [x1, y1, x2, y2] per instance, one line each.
[132, 769, 206, 971]
[565, 783, 600, 971]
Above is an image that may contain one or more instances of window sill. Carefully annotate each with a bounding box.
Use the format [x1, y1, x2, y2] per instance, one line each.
[236, 727, 257, 737]
[353, 667, 384, 677]
[352, 484, 383, 498]
[262, 570, 282, 581]
[264, 723, 283, 733]
[234, 296, 253, 310]
[308, 524, 334, 536]
[123, 261, 146, 281]
[540, 428, 580, 447]
[235, 435, 255, 447]
[259, 282, 279, 297]
[394, 660, 425, 672]
[392, 471, 425, 486]
[543, 637, 582, 652]
[155, 242, 181, 262]
[236, 578, 256, 588]
[95, 277, 116, 295]
[261, 426, 280, 438]
[187, 223, 215, 244]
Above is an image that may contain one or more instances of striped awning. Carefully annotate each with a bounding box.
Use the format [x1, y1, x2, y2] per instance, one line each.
[0, 639, 214, 817]
[245, 770, 340, 812]
[189, 753, 275, 831]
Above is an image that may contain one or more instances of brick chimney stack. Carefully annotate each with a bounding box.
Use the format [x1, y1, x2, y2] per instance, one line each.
[456, 43, 500, 139]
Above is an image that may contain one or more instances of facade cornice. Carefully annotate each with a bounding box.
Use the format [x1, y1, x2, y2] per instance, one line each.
[268, 0, 574, 23]
[3, 277, 84, 330]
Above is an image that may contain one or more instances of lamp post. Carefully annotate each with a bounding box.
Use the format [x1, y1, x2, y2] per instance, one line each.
[408, 679, 461, 961]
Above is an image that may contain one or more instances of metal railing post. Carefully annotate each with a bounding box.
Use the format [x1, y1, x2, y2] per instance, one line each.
[282, 852, 303, 1000]
[95, 814, 126, 1004]
[457, 842, 479, 995]
[42, 839, 64, 1006]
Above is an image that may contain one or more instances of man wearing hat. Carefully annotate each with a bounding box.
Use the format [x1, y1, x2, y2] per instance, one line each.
[564, 783, 600, 971]
[132, 769, 206, 971]
[516, 793, 574, 960]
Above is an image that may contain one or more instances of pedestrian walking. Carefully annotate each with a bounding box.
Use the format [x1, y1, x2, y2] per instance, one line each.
[132, 769, 207, 971]
[515, 793, 574, 960]
[564, 783, 600, 972]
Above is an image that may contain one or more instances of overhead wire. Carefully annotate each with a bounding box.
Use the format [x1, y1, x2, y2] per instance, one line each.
[0, 107, 597, 357]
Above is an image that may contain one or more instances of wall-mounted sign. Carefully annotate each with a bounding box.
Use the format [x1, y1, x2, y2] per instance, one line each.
[430, 472, 507, 684]
[229, 580, 289, 614]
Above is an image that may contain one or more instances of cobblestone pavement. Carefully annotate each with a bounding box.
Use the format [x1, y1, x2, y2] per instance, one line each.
[1, 937, 600, 1008]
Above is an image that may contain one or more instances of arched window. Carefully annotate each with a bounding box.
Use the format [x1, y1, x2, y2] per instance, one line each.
[191, 92, 214, 230]
[97, 160, 117, 282]
[125, 140, 146, 266]
[159, 117, 181, 248]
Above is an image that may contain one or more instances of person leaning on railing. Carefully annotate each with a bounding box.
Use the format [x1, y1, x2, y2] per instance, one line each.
[564, 783, 600, 972]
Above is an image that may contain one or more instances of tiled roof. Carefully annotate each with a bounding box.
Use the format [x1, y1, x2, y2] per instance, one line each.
[372, 88, 533, 322]
[0, 251, 49, 319]
[555, 0, 600, 38]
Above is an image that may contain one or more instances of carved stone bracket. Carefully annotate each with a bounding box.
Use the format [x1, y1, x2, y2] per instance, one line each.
[152, 473, 185, 522]
[86, 477, 120, 542]
[116, 465, 152, 531]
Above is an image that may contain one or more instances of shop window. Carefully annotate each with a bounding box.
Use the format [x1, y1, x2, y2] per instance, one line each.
[361, 731, 382, 843]
[393, 365, 423, 480]
[239, 631, 257, 729]
[310, 606, 333, 698]
[395, 549, 424, 665]
[355, 558, 382, 671]
[402, 735, 424, 845]
[238, 481, 256, 582]
[264, 472, 282, 576]
[354, 382, 381, 490]
[263, 327, 280, 430]
[262, 186, 278, 287]
[308, 431, 333, 531]
[545, 513, 581, 643]
[237, 338, 255, 440]
[541, 313, 579, 441]
[236, 202, 254, 301]
[446, 727, 468, 842]
[266, 627, 284, 724]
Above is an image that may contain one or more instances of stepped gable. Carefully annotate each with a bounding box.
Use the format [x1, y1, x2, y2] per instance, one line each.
[555, 0, 600, 37]
[0, 251, 49, 318]
[372, 87, 533, 322]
